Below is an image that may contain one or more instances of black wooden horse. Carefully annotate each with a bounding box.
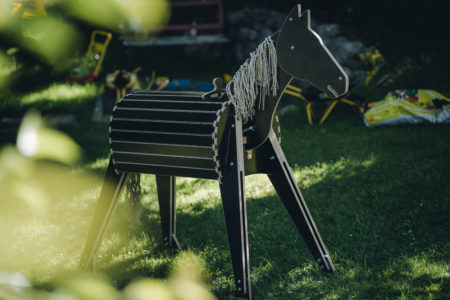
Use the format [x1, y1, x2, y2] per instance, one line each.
[80, 5, 348, 299]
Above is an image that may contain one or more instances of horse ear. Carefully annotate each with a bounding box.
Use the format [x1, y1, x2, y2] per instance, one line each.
[299, 10, 312, 29]
[283, 5, 302, 22]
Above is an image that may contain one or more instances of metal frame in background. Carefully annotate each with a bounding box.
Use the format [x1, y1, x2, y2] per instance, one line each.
[123, 0, 228, 46]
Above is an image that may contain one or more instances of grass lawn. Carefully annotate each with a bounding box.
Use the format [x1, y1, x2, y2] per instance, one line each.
[1, 85, 448, 299]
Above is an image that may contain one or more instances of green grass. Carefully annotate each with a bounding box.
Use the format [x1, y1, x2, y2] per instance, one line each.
[2, 99, 448, 299]
[0, 82, 101, 119]
[1, 55, 449, 298]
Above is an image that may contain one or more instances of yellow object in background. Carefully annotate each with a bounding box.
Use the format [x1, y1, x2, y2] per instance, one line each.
[12, 0, 46, 18]
[146, 70, 169, 91]
[358, 48, 385, 86]
[363, 89, 450, 127]
[106, 67, 142, 103]
[83, 30, 113, 77]
[223, 73, 232, 84]
[283, 84, 363, 124]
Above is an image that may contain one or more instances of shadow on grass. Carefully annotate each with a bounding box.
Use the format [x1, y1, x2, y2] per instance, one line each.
[75, 104, 448, 299]
[92, 152, 448, 299]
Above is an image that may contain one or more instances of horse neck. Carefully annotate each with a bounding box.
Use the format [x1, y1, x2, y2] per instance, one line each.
[268, 65, 294, 112]
[253, 32, 294, 123]
[241, 31, 295, 149]
[244, 65, 293, 149]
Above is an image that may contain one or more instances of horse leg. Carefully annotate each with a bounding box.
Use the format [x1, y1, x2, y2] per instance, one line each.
[80, 158, 129, 271]
[219, 117, 252, 300]
[265, 129, 335, 273]
[156, 175, 180, 249]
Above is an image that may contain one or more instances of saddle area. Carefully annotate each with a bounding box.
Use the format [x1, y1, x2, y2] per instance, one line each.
[109, 89, 282, 181]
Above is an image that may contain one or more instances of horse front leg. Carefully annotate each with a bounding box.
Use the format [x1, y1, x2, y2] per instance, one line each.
[220, 117, 252, 300]
[80, 158, 129, 271]
[266, 130, 335, 273]
[156, 175, 180, 249]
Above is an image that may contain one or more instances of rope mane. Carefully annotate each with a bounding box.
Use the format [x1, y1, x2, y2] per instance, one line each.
[226, 36, 278, 120]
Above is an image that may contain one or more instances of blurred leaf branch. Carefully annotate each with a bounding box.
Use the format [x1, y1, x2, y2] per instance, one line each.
[0, 112, 215, 299]
[0, 254, 215, 300]
[0, 0, 170, 88]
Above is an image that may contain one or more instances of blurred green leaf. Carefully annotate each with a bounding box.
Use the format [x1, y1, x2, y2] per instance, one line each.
[64, 0, 170, 32]
[17, 111, 81, 164]
[0, 50, 15, 88]
[63, 0, 123, 30]
[55, 274, 121, 300]
[17, 16, 82, 65]
[170, 252, 216, 300]
[124, 279, 175, 300]
[171, 251, 205, 283]
[0, 0, 14, 31]
[117, 0, 170, 32]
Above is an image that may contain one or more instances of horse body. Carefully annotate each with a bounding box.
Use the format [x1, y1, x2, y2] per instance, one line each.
[80, 5, 348, 299]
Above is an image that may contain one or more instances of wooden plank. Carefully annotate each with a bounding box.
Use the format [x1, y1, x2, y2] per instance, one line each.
[110, 119, 214, 134]
[110, 130, 213, 147]
[124, 93, 203, 101]
[111, 140, 215, 158]
[114, 162, 218, 179]
[113, 108, 218, 122]
[113, 152, 216, 169]
[125, 93, 225, 103]
[119, 99, 224, 111]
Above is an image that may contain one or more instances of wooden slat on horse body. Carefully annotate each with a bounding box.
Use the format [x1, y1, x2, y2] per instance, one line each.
[110, 130, 213, 146]
[114, 162, 219, 179]
[119, 99, 224, 111]
[113, 152, 217, 169]
[110, 119, 214, 134]
[124, 93, 224, 102]
[110, 141, 216, 159]
[113, 107, 219, 123]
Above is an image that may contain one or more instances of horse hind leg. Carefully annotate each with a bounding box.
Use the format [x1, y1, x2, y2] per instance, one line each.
[156, 175, 180, 249]
[266, 130, 335, 273]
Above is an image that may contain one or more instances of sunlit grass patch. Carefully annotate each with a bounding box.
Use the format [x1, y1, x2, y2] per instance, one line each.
[292, 154, 377, 189]
[0, 181, 102, 283]
[81, 157, 110, 173]
[0, 82, 101, 118]
[21, 82, 101, 104]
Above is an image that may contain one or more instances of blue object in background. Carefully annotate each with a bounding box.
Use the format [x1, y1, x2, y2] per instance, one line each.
[161, 79, 214, 91]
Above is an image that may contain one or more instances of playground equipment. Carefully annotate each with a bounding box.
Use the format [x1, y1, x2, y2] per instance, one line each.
[106, 67, 142, 103]
[123, 0, 227, 46]
[146, 69, 221, 92]
[81, 5, 348, 299]
[146, 70, 170, 91]
[359, 47, 385, 86]
[65, 30, 112, 83]
[12, 0, 46, 18]
[284, 84, 363, 124]
[284, 47, 384, 124]
[92, 68, 142, 122]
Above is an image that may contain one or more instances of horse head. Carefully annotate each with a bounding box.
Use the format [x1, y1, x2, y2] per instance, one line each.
[276, 5, 349, 98]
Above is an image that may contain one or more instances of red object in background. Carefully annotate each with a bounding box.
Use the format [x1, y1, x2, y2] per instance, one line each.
[64, 68, 98, 83]
[123, 0, 227, 46]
